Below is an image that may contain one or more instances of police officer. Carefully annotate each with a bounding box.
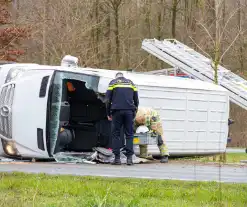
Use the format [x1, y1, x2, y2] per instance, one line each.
[105, 72, 139, 165]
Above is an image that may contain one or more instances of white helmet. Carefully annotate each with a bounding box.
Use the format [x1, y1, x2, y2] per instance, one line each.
[136, 125, 149, 134]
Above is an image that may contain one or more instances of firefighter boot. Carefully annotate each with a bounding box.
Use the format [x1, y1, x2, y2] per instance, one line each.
[160, 155, 168, 163]
[139, 145, 154, 160]
[159, 144, 169, 163]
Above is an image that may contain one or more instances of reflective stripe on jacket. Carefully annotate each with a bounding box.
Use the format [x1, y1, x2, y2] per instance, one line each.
[105, 77, 139, 116]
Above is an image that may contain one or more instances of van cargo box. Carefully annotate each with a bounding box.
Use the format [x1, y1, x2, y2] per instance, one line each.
[133, 133, 158, 145]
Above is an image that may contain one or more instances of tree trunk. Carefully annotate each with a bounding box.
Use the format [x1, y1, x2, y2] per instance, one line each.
[106, 13, 111, 68]
[124, 15, 130, 69]
[171, 0, 178, 38]
[207, 0, 216, 27]
[114, 7, 120, 67]
[157, 0, 164, 40]
[238, 0, 244, 73]
[213, 0, 223, 161]
[213, 0, 221, 85]
[184, 0, 189, 29]
[145, 0, 151, 38]
[190, 0, 199, 37]
[11, 0, 20, 22]
[143, 0, 151, 69]
[95, 0, 100, 63]
[42, 0, 47, 64]
[220, 0, 226, 63]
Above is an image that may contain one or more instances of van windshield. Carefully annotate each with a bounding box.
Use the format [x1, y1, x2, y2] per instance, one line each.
[48, 71, 100, 156]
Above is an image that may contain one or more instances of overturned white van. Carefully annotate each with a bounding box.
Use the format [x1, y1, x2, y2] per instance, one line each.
[0, 64, 229, 159]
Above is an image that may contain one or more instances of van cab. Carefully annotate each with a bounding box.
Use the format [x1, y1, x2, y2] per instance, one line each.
[0, 64, 118, 159]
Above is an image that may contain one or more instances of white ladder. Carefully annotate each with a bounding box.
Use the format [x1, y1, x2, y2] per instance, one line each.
[142, 38, 247, 110]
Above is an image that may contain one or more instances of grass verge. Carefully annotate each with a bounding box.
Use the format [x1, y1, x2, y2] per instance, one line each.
[175, 153, 247, 164]
[0, 172, 247, 207]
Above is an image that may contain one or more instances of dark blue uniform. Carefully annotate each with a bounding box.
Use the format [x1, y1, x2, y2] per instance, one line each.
[105, 77, 139, 158]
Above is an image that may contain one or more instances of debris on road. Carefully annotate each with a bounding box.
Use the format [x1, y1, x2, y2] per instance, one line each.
[53, 147, 150, 164]
[0, 157, 30, 164]
[0, 157, 15, 162]
[53, 152, 97, 164]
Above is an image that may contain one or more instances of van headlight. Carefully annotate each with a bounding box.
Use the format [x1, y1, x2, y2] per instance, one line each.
[5, 68, 24, 83]
[2, 140, 19, 156]
[6, 144, 15, 155]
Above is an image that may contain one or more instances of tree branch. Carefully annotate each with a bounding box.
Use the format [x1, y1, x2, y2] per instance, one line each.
[197, 21, 215, 45]
[219, 7, 241, 42]
[189, 36, 212, 59]
[219, 29, 247, 62]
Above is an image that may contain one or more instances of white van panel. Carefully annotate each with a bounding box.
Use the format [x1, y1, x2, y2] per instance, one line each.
[0, 142, 5, 157]
[0, 64, 39, 88]
[136, 85, 229, 155]
[98, 72, 229, 156]
[0, 65, 11, 87]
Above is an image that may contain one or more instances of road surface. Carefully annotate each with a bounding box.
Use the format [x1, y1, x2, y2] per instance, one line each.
[0, 162, 247, 184]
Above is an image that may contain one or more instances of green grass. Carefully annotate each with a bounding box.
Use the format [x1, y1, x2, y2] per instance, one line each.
[200, 153, 247, 163]
[0, 173, 247, 207]
[175, 153, 247, 164]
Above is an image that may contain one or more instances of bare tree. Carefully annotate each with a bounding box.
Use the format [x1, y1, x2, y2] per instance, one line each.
[183, 0, 200, 44]
[191, 0, 245, 84]
[100, 3, 112, 68]
[144, 0, 151, 38]
[237, 0, 244, 73]
[157, 0, 165, 40]
[171, 0, 180, 38]
[104, 0, 123, 67]
[42, 0, 49, 64]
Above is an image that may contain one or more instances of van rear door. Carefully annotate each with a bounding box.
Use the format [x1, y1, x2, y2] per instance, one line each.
[0, 69, 54, 158]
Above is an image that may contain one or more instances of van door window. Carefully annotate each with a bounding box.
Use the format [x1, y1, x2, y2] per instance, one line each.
[48, 71, 100, 155]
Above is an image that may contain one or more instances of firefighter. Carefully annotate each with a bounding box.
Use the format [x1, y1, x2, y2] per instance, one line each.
[105, 72, 139, 165]
[134, 107, 169, 163]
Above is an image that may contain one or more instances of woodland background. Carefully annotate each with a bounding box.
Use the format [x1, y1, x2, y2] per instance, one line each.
[1, 0, 247, 147]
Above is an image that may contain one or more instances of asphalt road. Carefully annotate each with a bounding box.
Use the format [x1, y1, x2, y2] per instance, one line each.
[1, 162, 247, 184]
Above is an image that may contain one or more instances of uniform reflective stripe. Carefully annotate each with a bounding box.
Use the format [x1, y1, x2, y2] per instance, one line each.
[107, 84, 137, 91]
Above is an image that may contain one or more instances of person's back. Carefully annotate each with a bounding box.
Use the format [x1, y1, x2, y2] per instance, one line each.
[105, 72, 139, 165]
[107, 76, 138, 113]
